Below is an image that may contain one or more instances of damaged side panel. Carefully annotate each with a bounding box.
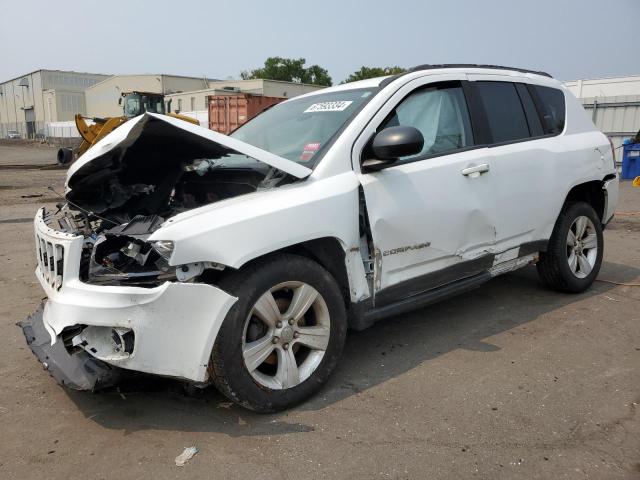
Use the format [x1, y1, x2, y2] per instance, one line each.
[357, 148, 498, 295]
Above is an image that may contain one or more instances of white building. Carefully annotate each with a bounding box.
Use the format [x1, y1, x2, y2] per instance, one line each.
[0, 69, 109, 138]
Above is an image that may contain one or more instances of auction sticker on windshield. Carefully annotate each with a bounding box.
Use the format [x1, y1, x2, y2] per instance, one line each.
[304, 101, 353, 113]
[300, 142, 321, 161]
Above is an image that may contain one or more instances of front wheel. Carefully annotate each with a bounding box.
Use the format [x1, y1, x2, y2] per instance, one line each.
[209, 254, 347, 412]
[537, 201, 603, 293]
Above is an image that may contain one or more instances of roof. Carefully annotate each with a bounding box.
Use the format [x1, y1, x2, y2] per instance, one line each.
[297, 64, 557, 100]
[87, 73, 218, 90]
[406, 64, 551, 78]
[0, 68, 109, 85]
[164, 78, 326, 97]
[564, 74, 640, 84]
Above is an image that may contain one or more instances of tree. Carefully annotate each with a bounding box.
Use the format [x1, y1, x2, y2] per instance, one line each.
[241, 57, 332, 86]
[342, 66, 406, 83]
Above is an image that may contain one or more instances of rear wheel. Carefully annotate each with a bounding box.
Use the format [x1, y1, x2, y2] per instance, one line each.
[537, 201, 603, 293]
[209, 254, 347, 412]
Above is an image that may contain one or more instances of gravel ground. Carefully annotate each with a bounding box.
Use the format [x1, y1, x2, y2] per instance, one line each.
[0, 144, 638, 479]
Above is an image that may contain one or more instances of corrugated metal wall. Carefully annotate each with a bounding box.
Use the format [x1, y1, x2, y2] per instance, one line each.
[579, 95, 640, 160]
[565, 77, 640, 163]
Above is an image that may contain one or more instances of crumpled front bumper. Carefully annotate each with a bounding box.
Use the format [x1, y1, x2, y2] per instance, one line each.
[40, 280, 237, 384]
[22, 208, 238, 389]
[19, 304, 121, 390]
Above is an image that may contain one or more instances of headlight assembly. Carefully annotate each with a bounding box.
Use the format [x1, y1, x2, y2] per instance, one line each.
[151, 240, 174, 260]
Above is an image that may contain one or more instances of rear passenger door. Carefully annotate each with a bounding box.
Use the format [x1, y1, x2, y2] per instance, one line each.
[465, 76, 561, 253]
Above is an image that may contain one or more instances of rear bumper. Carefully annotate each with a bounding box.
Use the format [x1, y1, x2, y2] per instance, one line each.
[603, 176, 619, 225]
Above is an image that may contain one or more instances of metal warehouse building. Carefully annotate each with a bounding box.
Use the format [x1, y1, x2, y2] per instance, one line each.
[0, 69, 109, 138]
[565, 75, 640, 153]
[85, 74, 217, 118]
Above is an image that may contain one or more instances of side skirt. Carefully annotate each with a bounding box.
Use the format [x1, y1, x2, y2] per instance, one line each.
[348, 241, 548, 331]
[350, 272, 490, 330]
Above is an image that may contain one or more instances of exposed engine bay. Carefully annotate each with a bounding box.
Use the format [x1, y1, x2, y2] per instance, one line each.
[56, 113, 304, 287]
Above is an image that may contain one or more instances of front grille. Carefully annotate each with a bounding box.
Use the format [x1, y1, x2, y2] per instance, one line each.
[33, 208, 83, 295]
[35, 231, 65, 291]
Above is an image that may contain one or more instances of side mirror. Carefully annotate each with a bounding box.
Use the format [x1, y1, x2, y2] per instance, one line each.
[362, 126, 424, 172]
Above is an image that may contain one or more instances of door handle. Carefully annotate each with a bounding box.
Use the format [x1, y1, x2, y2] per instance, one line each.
[461, 163, 490, 177]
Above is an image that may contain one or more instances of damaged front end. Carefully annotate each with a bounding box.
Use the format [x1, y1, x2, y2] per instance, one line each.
[20, 113, 310, 390]
[19, 304, 122, 390]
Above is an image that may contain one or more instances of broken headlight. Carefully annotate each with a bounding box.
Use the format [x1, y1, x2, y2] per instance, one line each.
[150, 240, 174, 260]
[87, 236, 176, 287]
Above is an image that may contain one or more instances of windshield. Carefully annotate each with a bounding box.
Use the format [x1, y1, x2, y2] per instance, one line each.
[230, 88, 377, 167]
[123, 94, 165, 117]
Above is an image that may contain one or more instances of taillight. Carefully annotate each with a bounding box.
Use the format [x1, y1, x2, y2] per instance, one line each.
[608, 137, 616, 169]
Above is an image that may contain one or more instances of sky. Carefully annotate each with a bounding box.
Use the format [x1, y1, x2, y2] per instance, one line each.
[0, 0, 638, 84]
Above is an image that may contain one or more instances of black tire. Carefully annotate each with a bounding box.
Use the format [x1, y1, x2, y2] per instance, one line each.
[209, 254, 347, 412]
[57, 148, 73, 165]
[537, 201, 603, 293]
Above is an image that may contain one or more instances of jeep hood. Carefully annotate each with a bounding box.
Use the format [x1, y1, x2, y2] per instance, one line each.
[65, 113, 311, 220]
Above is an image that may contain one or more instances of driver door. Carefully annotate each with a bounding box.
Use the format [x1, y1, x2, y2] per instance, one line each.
[354, 76, 497, 304]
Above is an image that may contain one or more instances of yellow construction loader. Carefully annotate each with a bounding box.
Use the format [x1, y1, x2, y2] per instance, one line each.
[57, 91, 199, 164]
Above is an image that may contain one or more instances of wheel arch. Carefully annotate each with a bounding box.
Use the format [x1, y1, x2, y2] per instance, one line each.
[220, 237, 353, 309]
[562, 178, 612, 222]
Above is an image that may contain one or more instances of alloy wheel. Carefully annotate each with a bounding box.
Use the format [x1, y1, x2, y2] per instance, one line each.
[241, 281, 331, 390]
[566, 215, 598, 278]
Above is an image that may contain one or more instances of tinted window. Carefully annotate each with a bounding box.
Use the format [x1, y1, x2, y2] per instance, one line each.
[515, 83, 544, 137]
[531, 85, 565, 134]
[378, 83, 474, 161]
[476, 82, 530, 143]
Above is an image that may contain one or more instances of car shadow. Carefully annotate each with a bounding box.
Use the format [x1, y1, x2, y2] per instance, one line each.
[64, 261, 640, 437]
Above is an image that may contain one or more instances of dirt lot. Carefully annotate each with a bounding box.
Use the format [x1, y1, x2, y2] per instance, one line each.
[0, 143, 638, 479]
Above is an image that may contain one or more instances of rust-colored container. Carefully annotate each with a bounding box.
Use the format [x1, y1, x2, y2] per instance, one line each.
[208, 94, 284, 134]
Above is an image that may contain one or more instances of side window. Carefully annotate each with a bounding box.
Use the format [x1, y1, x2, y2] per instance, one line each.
[476, 81, 530, 143]
[515, 83, 544, 137]
[378, 82, 474, 161]
[530, 85, 566, 135]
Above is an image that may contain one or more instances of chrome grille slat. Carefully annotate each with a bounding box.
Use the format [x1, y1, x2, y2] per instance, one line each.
[35, 228, 65, 291]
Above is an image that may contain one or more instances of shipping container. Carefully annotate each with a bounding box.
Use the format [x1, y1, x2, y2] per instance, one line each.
[208, 94, 284, 134]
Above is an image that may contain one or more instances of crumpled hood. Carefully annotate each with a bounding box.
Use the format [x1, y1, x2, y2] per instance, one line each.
[65, 113, 312, 210]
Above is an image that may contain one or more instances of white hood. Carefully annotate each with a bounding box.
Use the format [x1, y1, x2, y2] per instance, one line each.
[66, 112, 312, 193]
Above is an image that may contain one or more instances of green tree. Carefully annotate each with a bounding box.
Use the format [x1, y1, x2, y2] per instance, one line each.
[241, 57, 332, 86]
[342, 66, 406, 83]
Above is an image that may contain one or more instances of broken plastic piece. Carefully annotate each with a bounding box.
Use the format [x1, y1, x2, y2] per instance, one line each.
[175, 446, 199, 467]
[18, 303, 121, 390]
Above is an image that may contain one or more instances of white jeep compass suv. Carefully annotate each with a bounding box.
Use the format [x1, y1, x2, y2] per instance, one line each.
[22, 64, 619, 412]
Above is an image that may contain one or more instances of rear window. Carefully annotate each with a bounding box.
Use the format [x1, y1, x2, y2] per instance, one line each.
[476, 82, 530, 143]
[530, 85, 566, 135]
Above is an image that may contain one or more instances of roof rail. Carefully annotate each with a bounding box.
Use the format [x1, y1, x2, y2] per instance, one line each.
[407, 63, 552, 78]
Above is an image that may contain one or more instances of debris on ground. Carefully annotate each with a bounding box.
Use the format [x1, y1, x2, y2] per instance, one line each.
[175, 446, 199, 467]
